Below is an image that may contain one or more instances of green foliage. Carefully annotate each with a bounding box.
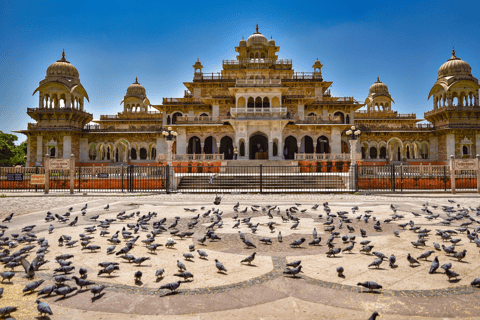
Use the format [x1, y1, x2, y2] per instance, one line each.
[0, 131, 26, 166]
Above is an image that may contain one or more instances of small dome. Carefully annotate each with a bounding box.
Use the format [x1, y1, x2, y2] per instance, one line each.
[438, 48, 472, 78]
[369, 77, 389, 94]
[127, 78, 146, 96]
[46, 50, 79, 78]
[247, 24, 268, 46]
[239, 37, 247, 47]
[268, 36, 275, 46]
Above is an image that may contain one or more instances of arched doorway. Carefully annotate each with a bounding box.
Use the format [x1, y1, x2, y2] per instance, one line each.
[220, 136, 233, 159]
[316, 136, 329, 153]
[301, 136, 314, 153]
[204, 136, 216, 154]
[334, 112, 344, 123]
[172, 112, 182, 124]
[284, 136, 297, 160]
[188, 136, 201, 154]
[249, 133, 268, 159]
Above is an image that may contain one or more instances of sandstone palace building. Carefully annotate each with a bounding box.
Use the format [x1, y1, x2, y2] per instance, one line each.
[19, 26, 480, 166]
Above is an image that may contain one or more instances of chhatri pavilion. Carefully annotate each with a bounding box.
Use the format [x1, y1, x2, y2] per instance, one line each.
[19, 25, 480, 166]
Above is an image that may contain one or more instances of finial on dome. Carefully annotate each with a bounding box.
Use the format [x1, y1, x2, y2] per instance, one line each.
[376, 76, 380, 82]
[452, 46, 456, 57]
[62, 49, 65, 59]
[256, 24, 259, 33]
[242, 36, 244, 40]
[135, 77, 138, 84]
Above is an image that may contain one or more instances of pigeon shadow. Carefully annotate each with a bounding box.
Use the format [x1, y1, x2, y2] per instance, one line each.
[147, 252, 158, 255]
[185, 260, 195, 264]
[216, 271, 228, 275]
[284, 275, 303, 279]
[409, 265, 421, 268]
[137, 264, 153, 268]
[163, 291, 181, 297]
[155, 277, 164, 283]
[91, 292, 105, 302]
[338, 274, 346, 279]
[242, 264, 258, 267]
[135, 279, 143, 286]
[448, 278, 461, 283]
[452, 259, 469, 264]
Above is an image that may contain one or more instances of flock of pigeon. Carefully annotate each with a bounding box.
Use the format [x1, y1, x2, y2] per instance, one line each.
[0, 199, 480, 319]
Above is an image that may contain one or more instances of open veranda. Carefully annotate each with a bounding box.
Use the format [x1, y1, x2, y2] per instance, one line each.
[1, 193, 480, 320]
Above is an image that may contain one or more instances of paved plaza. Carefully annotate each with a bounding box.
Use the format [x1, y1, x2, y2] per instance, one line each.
[1, 193, 480, 319]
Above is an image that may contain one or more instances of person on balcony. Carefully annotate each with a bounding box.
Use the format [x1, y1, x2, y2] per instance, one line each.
[234, 146, 238, 160]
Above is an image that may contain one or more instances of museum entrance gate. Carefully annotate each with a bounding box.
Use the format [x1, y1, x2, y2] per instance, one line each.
[249, 134, 268, 159]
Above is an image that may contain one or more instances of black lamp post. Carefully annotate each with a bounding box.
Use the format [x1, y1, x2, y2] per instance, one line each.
[345, 125, 361, 140]
[162, 126, 177, 141]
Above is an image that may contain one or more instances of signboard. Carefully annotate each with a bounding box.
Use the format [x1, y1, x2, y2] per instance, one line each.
[31, 174, 45, 185]
[454, 159, 478, 170]
[6, 173, 23, 181]
[50, 159, 70, 169]
[97, 173, 109, 179]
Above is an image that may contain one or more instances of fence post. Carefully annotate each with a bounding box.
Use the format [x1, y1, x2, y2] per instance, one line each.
[35, 166, 39, 192]
[77, 166, 81, 193]
[444, 165, 447, 192]
[400, 164, 403, 192]
[450, 155, 455, 194]
[44, 154, 50, 194]
[476, 154, 480, 193]
[69, 154, 75, 194]
[259, 164, 263, 194]
[391, 164, 395, 192]
[121, 165, 124, 193]
[166, 164, 170, 194]
[354, 163, 359, 192]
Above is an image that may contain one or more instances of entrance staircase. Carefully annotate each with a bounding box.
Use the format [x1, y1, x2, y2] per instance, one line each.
[176, 160, 350, 192]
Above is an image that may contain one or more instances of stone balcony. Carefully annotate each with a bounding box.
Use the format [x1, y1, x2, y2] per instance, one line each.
[230, 107, 287, 119]
[235, 79, 282, 87]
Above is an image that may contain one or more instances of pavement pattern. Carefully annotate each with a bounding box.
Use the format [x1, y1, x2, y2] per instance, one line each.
[1, 193, 480, 319]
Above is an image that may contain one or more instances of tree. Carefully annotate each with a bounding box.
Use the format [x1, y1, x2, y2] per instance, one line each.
[0, 131, 26, 166]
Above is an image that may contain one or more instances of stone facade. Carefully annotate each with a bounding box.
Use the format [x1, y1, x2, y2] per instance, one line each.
[18, 28, 480, 165]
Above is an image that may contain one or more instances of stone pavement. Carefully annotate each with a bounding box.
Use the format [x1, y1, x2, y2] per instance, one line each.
[1, 193, 480, 319]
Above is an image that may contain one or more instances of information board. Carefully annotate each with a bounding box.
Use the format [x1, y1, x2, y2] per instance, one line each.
[6, 173, 23, 181]
[30, 174, 46, 185]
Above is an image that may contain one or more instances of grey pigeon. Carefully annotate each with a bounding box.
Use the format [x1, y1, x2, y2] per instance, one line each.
[72, 276, 95, 289]
[389, 254, 396, 268]
[407, 253, 420, 266]
[91, 285, 105, 297]
[278, 231, 283, 242]
[155, 269, 165, 278]
[290, 238, 306, 248]
[243, 239, 256, 248]
[197, 250, 208, 259]
[445, 268, 459, 280]
[337, 266, 344, 277]
[429, 256, 439, 274]
[0, 306, 17, 317]
[417, 250, 434, 261]
[0, 272, 15, 283]
[368, 311, 380, 320]
[241, 252, 256, 265]
[471, 278, 480, 287]
[283, 266, 303, 277]
[177, 260, 186, 271]
[183, 253, 194, 261]
[160, 281, 181, 292]
[20, 256, 40, 278]
[174, 271, 194, 281]
[55, 286, 78, 298]
[215, 259, 227, 273]
[441, 262, 452, 271]
[368, 258, 383, 268]
[453, 249, 467, 261]
[23, 280, 44, 294]
[357, 281, 382, 292]
[134, 257, 151, 265]
[286, 260, 301, 268]
[134, 270, 142, 282]
[36, 299, 53, 316]
[98, 264, 119, 276]
[37, 285, 57, 296]
[0, 287, 3, 298]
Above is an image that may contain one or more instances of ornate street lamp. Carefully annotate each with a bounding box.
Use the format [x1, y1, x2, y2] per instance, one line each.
[162, 126, 177, 164]
[345, 125, 362, 140]
[162, 126, 178, 141]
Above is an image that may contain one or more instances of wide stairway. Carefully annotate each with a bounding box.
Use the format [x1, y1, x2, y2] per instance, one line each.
[176, 160, 350, 192]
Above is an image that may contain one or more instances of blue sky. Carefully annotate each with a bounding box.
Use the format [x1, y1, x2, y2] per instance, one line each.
[1, 0, 480, 142]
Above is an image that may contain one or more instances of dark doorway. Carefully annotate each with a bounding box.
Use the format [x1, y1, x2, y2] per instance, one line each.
[131, 148, 137, 160]
[316, 136, 329, 153]
[172, 112, 182, 124]
[284, 136, 297, 160]
[240, 141, 245, 156]
[140, 148, 147, 160]
[303, 136, 314, 153]
[379, 147, 387, 159]
[188, 136, 201, 154]
[204, 136, 214, 154]
[249, 134, 268, 159]
[220, 136, 233, 159]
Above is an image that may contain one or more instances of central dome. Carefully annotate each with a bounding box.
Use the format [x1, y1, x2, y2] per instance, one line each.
[438, 48, 472, 78]
[46, 50, 79, 78]
[127, 78, 146, 96]
[369, 77, 389, 94]
[247, 24, 268, 46]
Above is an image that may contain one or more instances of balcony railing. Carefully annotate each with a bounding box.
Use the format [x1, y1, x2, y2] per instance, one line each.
[175, 116, 227, 124]
[425, 105, 480, 117]
[99, 112, 162, 120]
[156, 154, 225, 161]
[295, 153, 353, 161]
[294, 115, 345, 124]
[27, 107, 93, 117]
[358, 124, 434, 131]
[163, 98, 205, 105]
[83, 125, 165, 132]
[236, 79, 282, 86]
[230, 107, 287, 114]
[355, 110, 416, 119]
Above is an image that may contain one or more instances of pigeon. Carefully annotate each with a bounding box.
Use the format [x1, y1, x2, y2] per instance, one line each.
[160, 281, 181, 292]
[215, 259, 227, 273]
[337, 266, 344, 277]
[134, 257, 151, 266]
[0, 271, 15, 283]
[241, 252, 256, 265]
[20, 256, 40, 278]
[2, 213, 14, 223]
[368, 258, 383, 268]
[177, 260, 186, 271]
[55, 286, 78, 298]
[23, 280, 45, 294]
[0, 287, 2, 297]
[453, 249, 467, 261]
[134, 270, 142, 282]
[471, 278, 480, 287]
[174, 271, 194, 281]
[98, 264, 119, 276]
[368, 311, 380, 320]
[36, 299, 53, 316]
[441, 262, 452, 271]
[91, 285, 105, 297]
[283, 266, 303, 277]
[37, 285, 57, 296]
[278, 231, 283, 242]
[72, 276, 95, 289]
[389, 254, 396, 268]
[407, 253, 420, 266]
[79, 267, 88, 278]
[417, 251, 434, 261]
[290, 238, 306, 248]
[357, 281, 383, 292]
[155, 269, 165, 278]
[445, 268, 459, 280]
[429, 257, 439, 274]
[0, 306, 17, 318]
[286, 260, 302, 268]
[243, 239, 256, 248]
